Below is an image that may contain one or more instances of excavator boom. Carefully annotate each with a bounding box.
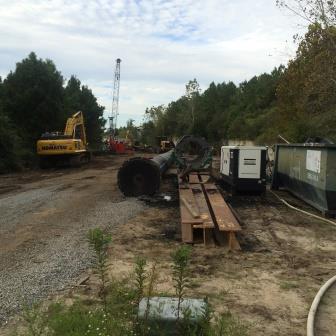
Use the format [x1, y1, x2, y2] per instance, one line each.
[64, 111, 87, 145]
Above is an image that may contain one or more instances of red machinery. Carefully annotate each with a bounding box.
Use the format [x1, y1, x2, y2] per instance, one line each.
[107, 137, 134, 154]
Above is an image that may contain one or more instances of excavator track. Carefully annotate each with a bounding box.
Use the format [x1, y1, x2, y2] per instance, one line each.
[39, 152, 91, 169]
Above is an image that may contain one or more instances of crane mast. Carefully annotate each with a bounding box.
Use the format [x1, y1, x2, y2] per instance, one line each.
[110, 58, 121, 136]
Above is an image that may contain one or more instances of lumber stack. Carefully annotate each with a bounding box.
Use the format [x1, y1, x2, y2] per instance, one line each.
[178, 172, 241, 250]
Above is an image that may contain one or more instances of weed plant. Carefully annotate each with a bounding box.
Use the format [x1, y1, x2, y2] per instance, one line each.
[16, 229, 249, 336]
[171, 245, 192, 321]
[88, 228, 111, 312]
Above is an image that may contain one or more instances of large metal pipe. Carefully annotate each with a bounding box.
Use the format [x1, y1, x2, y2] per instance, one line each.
[117, 136, 212, 197]
[117, 150, 174, 196]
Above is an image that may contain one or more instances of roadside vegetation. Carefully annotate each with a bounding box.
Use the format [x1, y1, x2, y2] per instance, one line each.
[0, 52, 105, 173]
[13, 229, 249, 336]
[139, 0, 336, 147]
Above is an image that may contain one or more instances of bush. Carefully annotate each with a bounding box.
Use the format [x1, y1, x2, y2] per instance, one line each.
[0, 113, 26, 173]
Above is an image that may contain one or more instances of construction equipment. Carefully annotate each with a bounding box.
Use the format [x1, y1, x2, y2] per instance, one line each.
[220, 145, 267, 193]
[107, 58, 123, 153]
[37, 111, 90, 168]
[108, 139, 127, 154]
[160, 140, 174, 153]
[109, 58, 121, 136]
[156, 136, 174, 153]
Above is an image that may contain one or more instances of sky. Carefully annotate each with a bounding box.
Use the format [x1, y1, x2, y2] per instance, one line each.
[0, 0, 301, 127]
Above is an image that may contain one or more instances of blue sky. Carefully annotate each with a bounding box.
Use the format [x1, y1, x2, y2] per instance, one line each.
[0, 0, 301, 127]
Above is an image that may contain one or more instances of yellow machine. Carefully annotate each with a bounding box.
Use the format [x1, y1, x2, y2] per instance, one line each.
[160, 140, 174, 153]
[37, 111, 90, 168]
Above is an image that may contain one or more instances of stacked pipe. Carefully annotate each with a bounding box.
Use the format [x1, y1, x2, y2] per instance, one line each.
[117, 136, 211, 196]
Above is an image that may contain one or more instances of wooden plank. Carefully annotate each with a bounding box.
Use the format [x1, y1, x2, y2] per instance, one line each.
[178, 171, 241, 247]
[193, 223, 215, 228]
[180, 177, 215, 245]
[182, 219, 203, 224]
[179, 189, 199, 222]
[191, 184, 214, 229]
[178, 180, 189, 189]
[179, 187, 199, 243]
[180, 196, 200, 218]
[179, 187, 203, 227]
[189, 174, 200, 183]
[181, 223, 193, 243]
[204, 228, 214, 246]
[198, 174, 211, 184]
[228, 231, 241, 250]
[204, 184, 241, 232]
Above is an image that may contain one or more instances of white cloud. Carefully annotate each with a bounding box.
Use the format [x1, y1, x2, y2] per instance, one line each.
[0, 0, 300, 126]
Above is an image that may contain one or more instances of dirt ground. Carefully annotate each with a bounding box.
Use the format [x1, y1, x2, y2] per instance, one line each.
[1, 155, 336, 335]
[91, 185, 336, 336]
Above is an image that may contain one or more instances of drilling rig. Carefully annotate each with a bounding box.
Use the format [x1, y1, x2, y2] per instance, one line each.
[110, 58, 121, 136]
[108, 58, 126, 153]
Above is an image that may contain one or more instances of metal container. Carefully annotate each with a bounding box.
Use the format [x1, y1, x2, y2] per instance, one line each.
[137, 297, 207, 335]
[271, 143, 336, 216]
[220, 146, 267, 193]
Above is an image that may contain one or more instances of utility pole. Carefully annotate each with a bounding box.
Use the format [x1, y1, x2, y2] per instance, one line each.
[110, 58, 121, 137]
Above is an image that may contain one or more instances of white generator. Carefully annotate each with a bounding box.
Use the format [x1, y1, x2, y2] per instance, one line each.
[220, 146, 267, 193]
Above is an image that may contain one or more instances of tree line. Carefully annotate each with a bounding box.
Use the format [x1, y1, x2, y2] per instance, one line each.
[140, 1, 336, 148]
[0, 52, 105, 172]
[1, 1, 335, 171]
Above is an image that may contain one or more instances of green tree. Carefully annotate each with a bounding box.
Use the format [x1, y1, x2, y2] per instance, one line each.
[2, 52, 65, 151]
[185, 78, 201, 130]
[141, 70, 283, 146]
[276, 23, 336, 141]
[200, 81, 237, 143]
[0, 101, 25, 172]
[140, 120, 156, 146]
[117, 119, 139, 142]
[144, 105, 166, 134]
[164, 98, 190, 137]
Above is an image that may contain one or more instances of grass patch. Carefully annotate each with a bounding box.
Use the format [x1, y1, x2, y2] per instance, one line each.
[279, 281, 299, 290]
[14, 229, 249, 336]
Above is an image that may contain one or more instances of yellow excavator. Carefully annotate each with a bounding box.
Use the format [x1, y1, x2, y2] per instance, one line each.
[37, 111, 90, 168]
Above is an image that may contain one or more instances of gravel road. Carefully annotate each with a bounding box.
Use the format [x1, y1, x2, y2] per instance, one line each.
[0, 156, 146, 325]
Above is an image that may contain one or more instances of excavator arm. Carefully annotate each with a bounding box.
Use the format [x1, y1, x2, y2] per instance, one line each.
[64, 111, 88, 145]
